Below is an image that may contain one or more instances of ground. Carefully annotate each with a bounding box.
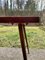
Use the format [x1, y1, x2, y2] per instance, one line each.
[0, 26, 45, 48]
[0, 48, 45, 60]
[0, 26, 45, 60]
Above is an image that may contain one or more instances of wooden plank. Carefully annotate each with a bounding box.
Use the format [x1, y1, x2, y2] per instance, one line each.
[0, 17, 40, 24]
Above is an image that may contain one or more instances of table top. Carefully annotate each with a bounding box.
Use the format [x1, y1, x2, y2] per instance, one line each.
[0, 17, 40, 24]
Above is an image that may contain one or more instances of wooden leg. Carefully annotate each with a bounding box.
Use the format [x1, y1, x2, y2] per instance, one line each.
[22, 24, 29, 54]
[18, 24, 27, 60]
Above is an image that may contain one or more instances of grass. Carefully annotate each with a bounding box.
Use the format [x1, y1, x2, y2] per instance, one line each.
[0, 26, 45, 49]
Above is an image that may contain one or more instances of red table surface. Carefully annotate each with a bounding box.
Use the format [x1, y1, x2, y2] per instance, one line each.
[0, 17, 40, 24]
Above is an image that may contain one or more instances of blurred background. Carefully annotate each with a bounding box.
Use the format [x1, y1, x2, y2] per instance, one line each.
[0, 0, 45, 16]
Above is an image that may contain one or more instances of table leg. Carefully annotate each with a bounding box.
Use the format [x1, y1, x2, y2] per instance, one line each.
[22, 24, 29, 54]
[18, 24, 27, 60]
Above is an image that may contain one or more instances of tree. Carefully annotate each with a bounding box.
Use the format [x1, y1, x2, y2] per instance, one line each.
[24, 0, 36, 11]
[16, 0, 24, 10]
[10, 0, 12, 9]
[19, 0, 24, 9]
[16, 0, 20, 9]
[4, 0, 8, 15]
[4, 0, 8, 9]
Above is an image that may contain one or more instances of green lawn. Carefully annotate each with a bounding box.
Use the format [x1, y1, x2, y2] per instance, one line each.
[0, 26, 45, 49]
